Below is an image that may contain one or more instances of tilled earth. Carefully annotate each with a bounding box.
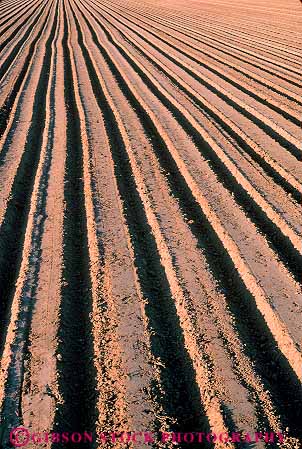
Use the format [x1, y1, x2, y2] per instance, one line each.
[0, 0, 302, 448]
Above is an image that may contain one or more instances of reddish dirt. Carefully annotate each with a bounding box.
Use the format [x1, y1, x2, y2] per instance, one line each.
[0, 0, 302, 448]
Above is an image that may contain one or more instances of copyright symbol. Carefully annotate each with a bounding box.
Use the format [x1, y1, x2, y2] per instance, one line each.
[9, 427, 30, 447]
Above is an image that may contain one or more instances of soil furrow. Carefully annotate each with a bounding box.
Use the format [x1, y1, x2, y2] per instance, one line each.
[93, 10, 302, 202]
[117, 5, 302, 108]
[70, 0, 302, 440]
[77, 1, 302, 284]
[0, 0, 45, 53]
[0, 0, 36, 30]
[1, 0, 301, 446]
[0, 1, 53, 138]
[100, 0, 302, 84]
[71, 4, 231, 447]
[52, 2, 97, 445]
[70, 0, 302, 386]
[0, 0, 58, 359]
[0, 1, 60, 445]
[88, 0, 302, 107]
[94, 1, 302, 147]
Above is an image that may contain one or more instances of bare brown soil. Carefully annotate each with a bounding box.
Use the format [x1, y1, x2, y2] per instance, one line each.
[0, 0, 302, 448]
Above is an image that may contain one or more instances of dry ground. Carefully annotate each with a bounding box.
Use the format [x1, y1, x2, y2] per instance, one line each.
[0, 0, 302, 447]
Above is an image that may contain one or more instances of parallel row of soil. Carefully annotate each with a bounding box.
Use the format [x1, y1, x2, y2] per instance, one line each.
[0, 0, 302, 448]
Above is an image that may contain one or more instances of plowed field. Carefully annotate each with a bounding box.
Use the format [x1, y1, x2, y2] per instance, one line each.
[0, 0, 302, 447]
